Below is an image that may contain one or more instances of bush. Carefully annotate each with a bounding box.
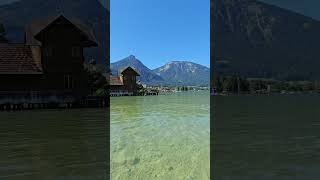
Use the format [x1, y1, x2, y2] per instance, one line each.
[84, 63, 108, 97]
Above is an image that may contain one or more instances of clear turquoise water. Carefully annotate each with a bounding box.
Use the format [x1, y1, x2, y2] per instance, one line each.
[111, 92, 210, 180]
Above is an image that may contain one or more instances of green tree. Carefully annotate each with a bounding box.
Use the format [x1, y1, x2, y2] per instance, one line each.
[136, 83, 145, 95]
[0, 24, 5, 36]
[216, 77, 223, 92]
[84, 63, 108, 97]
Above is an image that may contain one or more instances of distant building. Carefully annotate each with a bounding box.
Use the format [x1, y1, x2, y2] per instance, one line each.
[0, 15, 98, 106]
[109, 66, 140, 96]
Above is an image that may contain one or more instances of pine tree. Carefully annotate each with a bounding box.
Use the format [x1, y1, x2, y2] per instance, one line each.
[0, 23, 7, 43]
[0, 24, 5, 36]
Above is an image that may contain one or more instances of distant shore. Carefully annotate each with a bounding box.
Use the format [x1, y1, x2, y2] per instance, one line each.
[211, 90, 320, 96]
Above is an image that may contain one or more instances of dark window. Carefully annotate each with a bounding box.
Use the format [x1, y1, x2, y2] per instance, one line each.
[43, 47, 53, 57]
[72, 46, 82, 57]
[64, 75, 74, 89]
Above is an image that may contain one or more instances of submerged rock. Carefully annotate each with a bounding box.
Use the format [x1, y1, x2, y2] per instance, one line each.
[132, 158, 140, 165]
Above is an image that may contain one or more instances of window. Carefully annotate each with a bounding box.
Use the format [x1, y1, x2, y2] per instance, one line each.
[43, 47, 53, 57]
[72, 46, 82, 57]
[64, 75, 74, 89]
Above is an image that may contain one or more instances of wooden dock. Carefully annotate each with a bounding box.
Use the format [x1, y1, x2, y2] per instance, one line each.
[0, 91, 108, 111]
[110, 90, 134, 96]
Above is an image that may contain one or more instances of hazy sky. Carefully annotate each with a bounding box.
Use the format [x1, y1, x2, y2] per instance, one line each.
[111, 0, 210, 69]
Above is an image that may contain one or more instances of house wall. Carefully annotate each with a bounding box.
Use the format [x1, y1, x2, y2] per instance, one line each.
[0, 75, 43, 91]
[0, 22, 90, 99]
[122, 71, 138, 94]
[39, 22, 89, 96]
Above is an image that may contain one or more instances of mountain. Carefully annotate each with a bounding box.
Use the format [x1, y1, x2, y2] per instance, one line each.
[110, 55, 164, 84]
[153, 61, 210, 86]
[98, 0, 109, 10]
[213, 0, 320, 81]
[0, 0, 19, 6]
[111, 56, 210, 86]
[0, 0, 109, 65]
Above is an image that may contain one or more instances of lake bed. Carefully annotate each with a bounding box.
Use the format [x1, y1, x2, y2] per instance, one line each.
[111, 92, 210, 180]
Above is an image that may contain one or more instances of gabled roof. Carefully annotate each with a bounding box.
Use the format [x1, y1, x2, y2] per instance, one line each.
[0, 43, 42, 74]
[120, 66, 140, 76]
[25, 15, 98, 47]
[109, 76, 123, 86]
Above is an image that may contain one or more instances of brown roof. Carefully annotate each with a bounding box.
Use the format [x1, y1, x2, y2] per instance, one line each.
[109, 76, 123, 86]
[120, 66, 140, 76]
[0, 43, 42, 74]
[26, 15, 98, 47]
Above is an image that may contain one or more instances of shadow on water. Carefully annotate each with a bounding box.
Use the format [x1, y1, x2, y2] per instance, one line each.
[0, 108, 109, 180]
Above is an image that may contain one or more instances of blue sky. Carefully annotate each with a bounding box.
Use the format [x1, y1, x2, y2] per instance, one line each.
[110, 0, 210, 69]
[3, 0, 320, 69]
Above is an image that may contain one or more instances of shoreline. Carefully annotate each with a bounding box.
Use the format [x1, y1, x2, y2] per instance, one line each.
[212, 91, 320, 96]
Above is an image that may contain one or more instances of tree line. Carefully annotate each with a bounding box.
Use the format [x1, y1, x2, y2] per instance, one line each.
[214, 75, 320, 93]
[0, 23, 7, 42]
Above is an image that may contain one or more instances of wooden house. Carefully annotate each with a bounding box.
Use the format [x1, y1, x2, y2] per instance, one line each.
[0, 15, 98, 107]
[109, 66, 140, 96]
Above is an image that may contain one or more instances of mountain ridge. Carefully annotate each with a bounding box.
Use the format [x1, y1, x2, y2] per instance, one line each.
[110, 55, 164, 84]
[213, 0, 320, 81]
[111, 55, 210, 86]
[153, 61, 210, 86]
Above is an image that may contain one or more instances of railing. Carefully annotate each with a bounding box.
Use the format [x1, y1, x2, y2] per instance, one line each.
[110, 90, 134, 96]
[0, 90, 77, 104]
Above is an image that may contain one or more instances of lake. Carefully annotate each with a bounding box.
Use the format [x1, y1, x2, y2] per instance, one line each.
[0, 109, 109, 180]
[4, 93, 317, 179]
[111, 92, 210, 180]
[212, 94, 320, 180]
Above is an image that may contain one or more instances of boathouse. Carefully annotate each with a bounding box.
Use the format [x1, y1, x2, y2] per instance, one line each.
[109, 66, 140, 96]
[0, 15, 99, 108]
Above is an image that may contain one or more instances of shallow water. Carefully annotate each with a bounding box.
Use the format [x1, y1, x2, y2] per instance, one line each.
[0, 109, 108, 180]
[212, 94, 320, 180]
[111, 92, 210, 180]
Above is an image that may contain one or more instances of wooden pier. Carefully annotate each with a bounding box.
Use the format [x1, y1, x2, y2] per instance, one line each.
[0, 91, 108, 111]
[110, 90, 134, 97]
